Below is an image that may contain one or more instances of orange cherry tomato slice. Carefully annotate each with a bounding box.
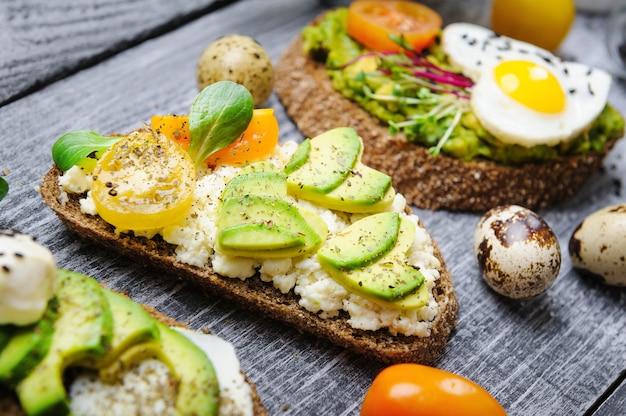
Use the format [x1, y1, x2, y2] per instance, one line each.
[347, 1, 442, 53]
[151, 108, 279, 167]
[361, 364, 508, 416]
[204, 108, 279, 167]
[151, 114, 190, 149]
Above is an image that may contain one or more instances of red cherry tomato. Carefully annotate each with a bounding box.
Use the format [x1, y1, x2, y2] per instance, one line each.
[361, 364, 508, 416]
[347, 1, 442, 53]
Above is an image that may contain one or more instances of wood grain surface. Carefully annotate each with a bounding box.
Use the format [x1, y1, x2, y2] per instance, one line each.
[0, 0, 624, 415]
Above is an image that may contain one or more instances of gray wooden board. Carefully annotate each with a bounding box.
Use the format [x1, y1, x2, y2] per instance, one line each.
[0, 0, 625, 414]
[0, 0, 236, 106]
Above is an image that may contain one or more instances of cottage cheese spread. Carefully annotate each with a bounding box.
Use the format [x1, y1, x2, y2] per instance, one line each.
[58, 141, 441, 336]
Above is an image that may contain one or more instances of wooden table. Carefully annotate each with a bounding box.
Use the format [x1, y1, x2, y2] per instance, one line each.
[1, 0, 624, 414]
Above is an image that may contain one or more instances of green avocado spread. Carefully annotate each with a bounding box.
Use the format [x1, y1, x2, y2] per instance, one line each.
[302, 9, 624, 164]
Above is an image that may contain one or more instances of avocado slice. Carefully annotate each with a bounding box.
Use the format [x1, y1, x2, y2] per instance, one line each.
[0, 299, 58, 386]
[100, 321, 219, 416]
[319, 216, 426, 304]
[221, 170, 287, 201]
[286, 127, 362, 195]
[283, 138, 310, 174]
[16, 270, 113, 416]
[217, 195, 323, 258]
[318, 212, 400, 269]
[218, 222, 305, 251]
[77, 289, 160, 370]
[302, 162, 395, 213]
[285, 128, 395, 213]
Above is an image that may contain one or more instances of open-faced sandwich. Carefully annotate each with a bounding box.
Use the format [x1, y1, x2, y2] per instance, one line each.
[274, 1, 625, 211]
[40, 81, 458, 364]
[0, 229, 266, 416]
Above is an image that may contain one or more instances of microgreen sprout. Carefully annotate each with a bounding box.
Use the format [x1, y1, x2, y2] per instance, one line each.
[339, 33, 474, 157]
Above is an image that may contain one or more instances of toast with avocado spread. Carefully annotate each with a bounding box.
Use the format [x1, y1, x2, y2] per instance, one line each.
[274, 9, 625, 211]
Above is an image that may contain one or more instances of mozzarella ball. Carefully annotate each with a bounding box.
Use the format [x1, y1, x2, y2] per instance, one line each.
[197, 34, 274, 107]
[473, 205, 561, 299]
[441, 23, 611, 148]
[0, 229, 57, 325]
[569, 204, 626, 286]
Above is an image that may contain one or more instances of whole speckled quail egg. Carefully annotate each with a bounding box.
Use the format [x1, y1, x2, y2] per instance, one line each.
[196, 34, 274, 107]
[569, 204, 626, 287]
[473, 205, 561, 299]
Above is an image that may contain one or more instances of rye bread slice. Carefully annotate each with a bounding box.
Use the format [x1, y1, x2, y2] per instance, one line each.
[40, 165, 458, 364]
[0, 295, 267, 416]
[274, 28, 623, 212]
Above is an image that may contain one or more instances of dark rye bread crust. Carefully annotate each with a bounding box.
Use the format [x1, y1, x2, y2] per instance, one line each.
[40, 166, 458, 365]
[0, 297, 267, 416]
[274, 31, 623, 212]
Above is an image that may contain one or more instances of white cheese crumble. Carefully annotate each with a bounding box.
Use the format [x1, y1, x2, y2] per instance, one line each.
[59, 141, 441, 336]
[69, 359, 177, 416]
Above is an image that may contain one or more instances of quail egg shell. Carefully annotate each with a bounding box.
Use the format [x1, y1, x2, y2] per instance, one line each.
[473, 205, 561, 299]
[569, 204, 626, 287]
[196, 34, 274, 107]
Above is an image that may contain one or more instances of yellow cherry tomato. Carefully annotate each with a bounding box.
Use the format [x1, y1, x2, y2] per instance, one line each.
[361, 364, 508, 416]
[347, 0, 442, 53]
[92, 131, 196, 230]
[151, 108, 279, 168]
[491, 0, 575, 51]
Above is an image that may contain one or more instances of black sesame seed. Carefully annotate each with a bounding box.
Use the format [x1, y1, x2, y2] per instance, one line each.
[2, 265, 9, 273]
[15, 253, 24, 258]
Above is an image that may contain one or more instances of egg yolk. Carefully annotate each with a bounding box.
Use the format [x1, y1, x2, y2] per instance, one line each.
[494, 60, 565, 114]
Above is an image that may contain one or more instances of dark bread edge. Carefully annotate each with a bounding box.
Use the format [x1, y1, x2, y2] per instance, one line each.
[40, 166, 458, 365]
[273, 27, 623, 212]
[0, 272, 268, 416]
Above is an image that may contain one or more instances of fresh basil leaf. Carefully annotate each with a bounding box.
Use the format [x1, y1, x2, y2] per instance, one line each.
[188, 81, 254, 167]
[52, 130, 122, 172]
[0, 177, 7, 201]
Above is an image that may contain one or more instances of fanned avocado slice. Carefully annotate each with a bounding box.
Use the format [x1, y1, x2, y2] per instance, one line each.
[100, 322, 219, 416]
[16, 270, 113, 416]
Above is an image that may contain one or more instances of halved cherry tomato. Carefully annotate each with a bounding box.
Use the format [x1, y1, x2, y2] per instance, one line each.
[92, 131, 196, 230]
[205, 108, 279, 167]
[150, 108, 279, 167]
[361, 364, 508, 416]
[347, 1, 442, 53]
[151, 114, 190, 149]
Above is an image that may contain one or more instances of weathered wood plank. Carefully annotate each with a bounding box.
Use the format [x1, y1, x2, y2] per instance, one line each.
[0, 0, 236, 106]
[0, 0, 624, 415]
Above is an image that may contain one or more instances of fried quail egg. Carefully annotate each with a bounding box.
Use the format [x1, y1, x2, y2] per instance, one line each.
[569, 204, 626, 287]
[473, 205, 561, 299]
[441, 23, 612, 148]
